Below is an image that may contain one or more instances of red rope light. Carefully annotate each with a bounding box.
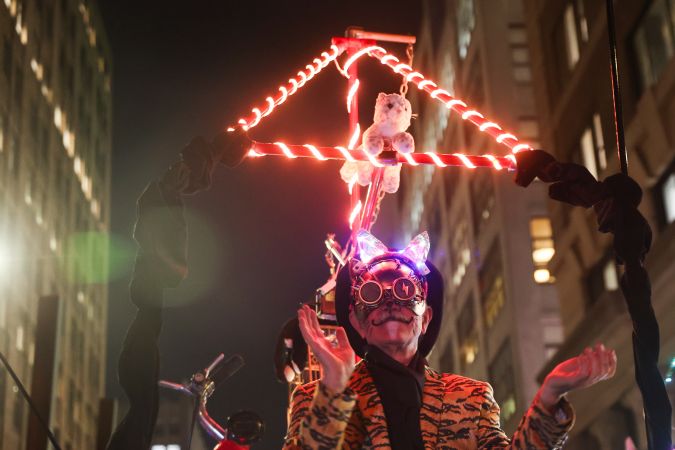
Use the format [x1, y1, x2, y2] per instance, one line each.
[234, 44, 343, 131]
[364, 47, 532, 153]
[247, 141, 516, 170]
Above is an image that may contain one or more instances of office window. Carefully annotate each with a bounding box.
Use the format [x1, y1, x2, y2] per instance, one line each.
[457, 299, 479, 369]
[489, 340, 517, 424]
[579, 113, 607, 179]
[656, 163, 675, 225]
[564, 4, 580, 67]
[530, 217, 555, 283]
[510, 24, 532, 83]
[471, 170, 495, 235]
[450, 219, 470, 287]
[480, 240, 506, 328]
[632, 0, 675, 90]
[457, 0, 475, 59]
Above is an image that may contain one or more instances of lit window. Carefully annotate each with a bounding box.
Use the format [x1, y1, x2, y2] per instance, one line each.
[530, 217, 555, 283]
[16, 325, 24, 351]
[580, 128, 597, 178]
[563, 4, 580, 68]
[579, 113, 606, 179]
[592, 113, 607, 170]
[662, 170, 675, 224]
[603, 260, 619, 291]
[457, 0, 475, 59]
[576, 0, 589, 42]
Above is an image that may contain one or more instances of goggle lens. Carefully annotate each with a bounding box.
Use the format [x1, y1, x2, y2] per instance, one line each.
[393, 277, 417, 301]
[359, 280, 383, 304]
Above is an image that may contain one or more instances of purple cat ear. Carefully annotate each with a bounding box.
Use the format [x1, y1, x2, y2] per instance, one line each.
[399, 232, 431, 275]
[356, 230, 388, 263]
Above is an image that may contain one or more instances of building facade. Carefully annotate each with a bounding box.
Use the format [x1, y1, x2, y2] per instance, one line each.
[398, 0, 565, 434]
[524, 0, 675, 447]
[0, 0, 112, 448]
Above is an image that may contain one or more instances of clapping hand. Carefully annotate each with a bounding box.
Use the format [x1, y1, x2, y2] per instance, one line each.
[297, 305, 355, 393]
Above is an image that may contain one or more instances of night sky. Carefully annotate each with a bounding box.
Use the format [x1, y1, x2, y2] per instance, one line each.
[98, 1, 422, 447]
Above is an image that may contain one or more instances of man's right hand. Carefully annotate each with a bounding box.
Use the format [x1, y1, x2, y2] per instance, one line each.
[298, 305, 355, 393]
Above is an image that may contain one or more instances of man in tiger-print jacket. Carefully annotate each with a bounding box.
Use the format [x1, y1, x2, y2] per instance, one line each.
[284, 231, 616, 449]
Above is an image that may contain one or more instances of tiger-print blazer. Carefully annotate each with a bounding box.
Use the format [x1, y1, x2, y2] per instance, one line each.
[283, 360, 574, 449]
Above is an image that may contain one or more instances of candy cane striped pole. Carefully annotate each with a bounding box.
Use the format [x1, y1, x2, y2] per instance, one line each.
[247, 141, 516, 171]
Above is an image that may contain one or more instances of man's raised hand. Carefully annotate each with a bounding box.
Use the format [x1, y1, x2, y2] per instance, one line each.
[297, 305, 355, 393]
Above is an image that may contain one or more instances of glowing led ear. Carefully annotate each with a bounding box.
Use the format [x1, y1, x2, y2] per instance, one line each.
[400, 231, 431, 275]
[356, 230, 388, 263]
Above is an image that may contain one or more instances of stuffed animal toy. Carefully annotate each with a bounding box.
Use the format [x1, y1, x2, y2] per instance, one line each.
[339, 92, 414, 193]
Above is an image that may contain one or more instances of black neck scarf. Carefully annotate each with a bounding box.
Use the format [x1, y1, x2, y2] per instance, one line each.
[364, 344, 426, 450]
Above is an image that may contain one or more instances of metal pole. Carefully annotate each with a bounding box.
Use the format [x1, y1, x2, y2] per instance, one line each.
[605, 0, 628, 175]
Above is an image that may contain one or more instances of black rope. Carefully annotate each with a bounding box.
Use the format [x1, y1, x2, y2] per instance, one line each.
[605, 0, 628, 175]
[0, 351, 61, 450]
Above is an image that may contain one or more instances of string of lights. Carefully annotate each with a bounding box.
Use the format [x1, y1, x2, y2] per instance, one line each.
[233, 44, 343, 131]
[364, 46, 532, 154]
[246, 141, 516, 170]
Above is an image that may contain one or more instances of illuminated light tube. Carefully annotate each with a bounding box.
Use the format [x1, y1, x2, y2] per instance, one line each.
[274, 142, 297, 158]
[430, 89, 450, 100]
[335, 146, 356, 162]
[453, 153, 476, 169]
[343, 45, 385, 72]
[346, 79, 360, 114]
[262, 97, 275, 117]
[247, 141, 517, 170]
[445, 99, 467, 109]
[364, 151, 385, 168]
[512, 143, 531, 153]
[247, 148, 263, 157]
[393, 63, 412, 74]
[406, 72, 424, 82]
[303, 144, 327, 161]
[297, 70, 308, 86]
[234, 44, 343, 130]
[349, 201, 363, 229]
[461, 110, 484, 121]
[348, 174, 358, 194]
[365, 48, 531, 153]
[479, 122, 501, 132]
[418, 80, 437, 90]
[496, 133, 517, 144]
[380, 54, 400, 65]
[401, 153, 419, 166]
[482, 154, 503, 170]
[288, 78, 299, 95]
[249, 108, 263, 128]
[277, 86, 288, 104]
[348, 124, 361, 150]
[425, 152, 447, 167]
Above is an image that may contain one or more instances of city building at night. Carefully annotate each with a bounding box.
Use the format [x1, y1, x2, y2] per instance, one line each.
[0, 0, 112, 448]
[398, 0, 565, 434]
[524, 0, 675, 446]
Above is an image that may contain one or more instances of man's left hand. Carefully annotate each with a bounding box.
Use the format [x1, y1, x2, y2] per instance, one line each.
[538, 343, 617, 410]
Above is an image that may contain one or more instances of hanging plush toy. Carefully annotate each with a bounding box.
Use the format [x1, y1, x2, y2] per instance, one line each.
[340, 92, 414, 193]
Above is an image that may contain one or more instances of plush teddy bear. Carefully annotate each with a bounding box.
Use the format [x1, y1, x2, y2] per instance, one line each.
[339, 92, 414, 193]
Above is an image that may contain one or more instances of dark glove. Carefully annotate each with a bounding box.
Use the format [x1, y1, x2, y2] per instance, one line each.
[594, 174, 651, 265]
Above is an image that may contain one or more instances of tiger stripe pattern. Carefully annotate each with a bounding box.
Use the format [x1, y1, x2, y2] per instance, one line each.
[284, 360, 574, 449]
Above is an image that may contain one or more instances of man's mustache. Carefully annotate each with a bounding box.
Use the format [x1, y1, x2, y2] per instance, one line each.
[371, 315, 413, 326]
